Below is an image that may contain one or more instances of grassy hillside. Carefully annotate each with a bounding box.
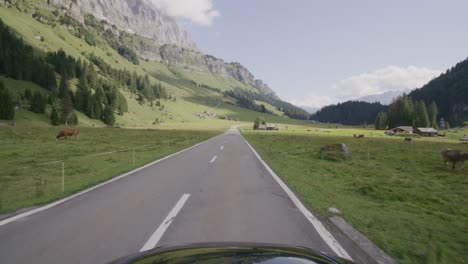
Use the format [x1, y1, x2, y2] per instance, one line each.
[0, 3, 307, 128]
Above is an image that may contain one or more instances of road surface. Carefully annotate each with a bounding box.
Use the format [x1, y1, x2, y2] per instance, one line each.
[0, 126, 360, 264]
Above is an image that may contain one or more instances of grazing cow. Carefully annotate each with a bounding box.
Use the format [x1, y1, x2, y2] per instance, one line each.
[56, 127, 79, 141]
[441, 149, 468, 170]
[353, 134, 365, 139]
[405, 137, 412, 142]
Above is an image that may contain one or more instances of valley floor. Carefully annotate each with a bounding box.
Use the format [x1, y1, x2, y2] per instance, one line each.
[0, 125, 221, 214]
[241, 125, 468, 264]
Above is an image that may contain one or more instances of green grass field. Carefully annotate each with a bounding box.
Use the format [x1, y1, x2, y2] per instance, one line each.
[242, 125, 468, 264]
[0, 125, 221, 214]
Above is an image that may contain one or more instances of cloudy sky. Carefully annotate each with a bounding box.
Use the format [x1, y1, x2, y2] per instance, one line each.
[151, 0, 468, 110]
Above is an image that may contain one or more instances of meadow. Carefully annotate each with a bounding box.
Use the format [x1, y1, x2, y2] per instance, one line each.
[242, 125, 468, 264]
[0, 125, 221, 215]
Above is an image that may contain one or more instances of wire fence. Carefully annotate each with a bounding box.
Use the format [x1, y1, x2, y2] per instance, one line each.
[0, 139, 180, 214]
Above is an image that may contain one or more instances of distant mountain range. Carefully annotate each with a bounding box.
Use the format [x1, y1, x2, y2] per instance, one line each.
[355, 89, 411, 105]
[298, 106, 319, 114]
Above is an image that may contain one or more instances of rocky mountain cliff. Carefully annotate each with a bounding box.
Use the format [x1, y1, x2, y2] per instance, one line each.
[159, 45, 276, 95]
[46, 0, 276, 96]
[47, 0, 197, 50]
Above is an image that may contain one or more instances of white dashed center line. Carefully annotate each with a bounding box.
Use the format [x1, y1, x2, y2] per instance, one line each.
[140, 193, 191, 252]
[220, 145, 224, 150]
[210, 156, 218, 163]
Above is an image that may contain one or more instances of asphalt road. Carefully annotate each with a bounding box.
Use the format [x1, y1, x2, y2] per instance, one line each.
[0, 126, 358, 264]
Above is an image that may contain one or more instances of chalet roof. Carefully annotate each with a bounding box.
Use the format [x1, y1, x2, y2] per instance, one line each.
[391, 126, 413, 132]
[416, 127, 438, 133]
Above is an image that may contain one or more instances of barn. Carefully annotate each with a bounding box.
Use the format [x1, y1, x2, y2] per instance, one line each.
[414, 127, 438, 137]
[390, 126, 413, 134]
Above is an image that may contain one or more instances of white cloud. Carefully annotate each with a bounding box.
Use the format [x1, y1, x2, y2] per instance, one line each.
[290, 95, 335, 110]
[291, 66, 442, 109]
[332, 66, 441, 101]
[148, 0, 220, 26]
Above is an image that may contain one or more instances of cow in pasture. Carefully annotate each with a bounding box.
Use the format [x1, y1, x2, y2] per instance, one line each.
[405, 137, 412, 142]
[56, 127, 79, 141]
[441, 149, 468, 170]
[353, 134, 365, 139]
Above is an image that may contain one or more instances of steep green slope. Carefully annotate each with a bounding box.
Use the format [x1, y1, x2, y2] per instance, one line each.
[409, 57, 468, 125]
[0, 2, 308, 127]
[310, 101, 388, 125]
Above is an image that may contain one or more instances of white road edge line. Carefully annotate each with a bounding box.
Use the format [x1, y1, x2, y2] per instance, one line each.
[210, 155, 218, 163]
[0, 133, 225, 227]
[220, 145, 224, 150]
[242, 137, 353, 261]
[140, 193, 190, 252]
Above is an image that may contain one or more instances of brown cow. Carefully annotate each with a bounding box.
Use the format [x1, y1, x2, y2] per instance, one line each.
[56, 127, 79, 141]
[441, 149, 468, 170]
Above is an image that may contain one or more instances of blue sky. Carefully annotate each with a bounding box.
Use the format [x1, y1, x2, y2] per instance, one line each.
[167, 0, 468, 109]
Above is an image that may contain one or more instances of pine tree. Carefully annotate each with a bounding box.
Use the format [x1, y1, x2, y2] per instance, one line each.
[24, 89, 32, 100]
[427, 102, 439, 129]
[374, 112, 387, 130]
[59, 74, 70, 98]
[61, 91, 73, 125]
[0, 82, 15, 120]
[387, 96, 414, 128]
[413, 100, 430, 127]
[68, 111, 79, 126]
[102, 105, 115, 126]
[75, 75, 88, 111]
[30, 91, 47, 114]
[50, 107, 60, 126]
[445, 121, 450, 130]
[253, 118, 261, 130]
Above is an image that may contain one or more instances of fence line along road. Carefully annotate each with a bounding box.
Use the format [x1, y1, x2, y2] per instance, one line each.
[0, 139, 180, 195]
[1, 139, 178, 175]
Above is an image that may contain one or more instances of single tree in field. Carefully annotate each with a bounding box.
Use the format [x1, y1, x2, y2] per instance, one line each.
[253, 117, 261, 130]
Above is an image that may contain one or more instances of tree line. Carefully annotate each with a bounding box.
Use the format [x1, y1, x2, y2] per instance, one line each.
[409, 57, 468, 126]
[224, 88, 310, 120]
[310, 101, 387, 126]
[374, 95, 442, 130]
[0, 18, 167, 125]
[0, 19, 57, 92]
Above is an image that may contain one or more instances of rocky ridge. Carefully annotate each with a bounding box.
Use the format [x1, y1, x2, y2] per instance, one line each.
[46, 0, 276, 95]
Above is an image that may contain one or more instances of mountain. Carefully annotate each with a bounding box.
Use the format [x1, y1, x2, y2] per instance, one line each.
[45, 0, 277, 96]
[0, 0, 309, 127]
[356, 89, 411, 105]
[409, 57, 468, 125]
[47, 0, 197, 50]
[297, 106, 319, 114]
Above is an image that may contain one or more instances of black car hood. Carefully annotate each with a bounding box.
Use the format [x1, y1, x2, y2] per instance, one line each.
[110, 242, 355, 264]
